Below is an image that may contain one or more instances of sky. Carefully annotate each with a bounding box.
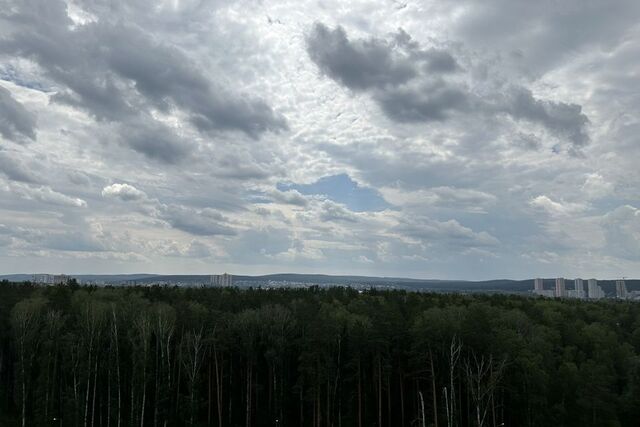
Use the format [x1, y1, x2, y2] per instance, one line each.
[1, 0, 639, 280]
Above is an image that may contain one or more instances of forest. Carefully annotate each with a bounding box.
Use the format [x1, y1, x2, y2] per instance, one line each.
[0, 281, 639, 427]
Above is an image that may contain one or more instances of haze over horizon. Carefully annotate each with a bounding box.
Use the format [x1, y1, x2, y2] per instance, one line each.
[2, 0, 640, 280]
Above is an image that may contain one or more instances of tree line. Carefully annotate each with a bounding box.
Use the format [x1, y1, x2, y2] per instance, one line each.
[0, 281, 639, 426]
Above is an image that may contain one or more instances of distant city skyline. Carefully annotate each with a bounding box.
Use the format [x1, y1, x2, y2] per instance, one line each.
[2, 1, 640, 279]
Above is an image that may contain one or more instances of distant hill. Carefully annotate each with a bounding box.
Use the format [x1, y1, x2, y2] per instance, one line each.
[0, 273, 158, 283]
[1, 273, 637, 296]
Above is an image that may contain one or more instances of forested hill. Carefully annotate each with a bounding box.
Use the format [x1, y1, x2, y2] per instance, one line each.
[1, 283, 639, 426]
[3, 273, 639, 295]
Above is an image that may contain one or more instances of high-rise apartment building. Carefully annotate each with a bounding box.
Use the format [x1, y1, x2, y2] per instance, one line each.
[534, 278, 544, 291]
[616, 280, 628, 299]
[587, 278, 604, 299]
[555, 277, 567, 298]
[573, 278, 585, 299]
[210, 273, 233, 287]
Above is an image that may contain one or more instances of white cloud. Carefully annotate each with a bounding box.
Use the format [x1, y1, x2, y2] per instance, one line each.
[102, 183, 147, 201]
[529, 195, 585, 217]
[10, 182, 87, 208]
[581, 173, 614, 199]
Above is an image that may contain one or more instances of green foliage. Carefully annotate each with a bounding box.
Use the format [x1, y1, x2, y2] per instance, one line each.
[0, 283, 637, 426]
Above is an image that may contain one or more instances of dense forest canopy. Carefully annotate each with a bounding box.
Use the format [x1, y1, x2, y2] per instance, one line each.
[0, 281, 639, 427]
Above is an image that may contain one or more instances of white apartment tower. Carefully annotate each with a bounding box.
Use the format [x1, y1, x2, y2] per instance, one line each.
[587, 279, 604, 299]
[573, 278, 586, 299]
[210, 273, 233, 287]
[555, 277, 567, 298]
[534, 278, 544, 291]
[616, 280, 628, 299]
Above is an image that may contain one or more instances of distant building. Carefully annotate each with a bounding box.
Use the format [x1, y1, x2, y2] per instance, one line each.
[587, 278, 604, 299]
[32, 274, 70, 286]
[572, 278, 586, 299]
[533, 278, 554, 297]
[555, 278, 567, 298]
[32, 274, 54, 285]
[568, 290, 585, 299]
[616, 280, 628, 299]
[535, 290, 555, 298]
[53, 274, 69, 285]
[534, 278, 544, 291]
[210, 273, 233, 287]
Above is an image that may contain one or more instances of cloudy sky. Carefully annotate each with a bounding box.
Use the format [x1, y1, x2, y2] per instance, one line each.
[1, 0, 639, 279]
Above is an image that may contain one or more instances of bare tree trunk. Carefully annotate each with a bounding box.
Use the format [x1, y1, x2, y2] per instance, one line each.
[399, 371, 405, 427]
[418, 391, 426, 427]
[357, 359, 362, 427]
[448, 337, 462, 427]
[107, 363, 111, 427]
[326, 379, 331, 427]
[84, 336, 94, 427]
[299, 387, 304, 427]
[92, 357, 98, 427]
[245, 363, 251, 427]
[214, 347, 222, 427]
[429, 348, 438, 427]
[20, 339, 26, 427]
[141, 367, 147, 427]
[387, 373, 391, 427]
[155, 343, 160, 427]
[444, 387, 450, 427]
[378, 354, 382, 427]
[131, 376, 136, 427]
[111, 308, 122, 427]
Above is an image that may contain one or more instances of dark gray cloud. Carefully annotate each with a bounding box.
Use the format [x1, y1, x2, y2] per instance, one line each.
[375, 80, 469, 122]
[306, 23, 469, 122]
[0, 86, 36, 142]
[159, 205, 237, 236]
[0, 150, 41, 183]
[104, 24, 287, 137]
[120, 118, 193, 164]
[1, 0, 286, 158]
[307, 23, 590, 147]
[307, 23, 416, 91]
[422, 49, 460, 73]
[500, 86, 589, 146]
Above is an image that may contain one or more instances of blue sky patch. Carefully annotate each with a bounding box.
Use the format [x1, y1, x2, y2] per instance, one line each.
[278, 173, 391, 212]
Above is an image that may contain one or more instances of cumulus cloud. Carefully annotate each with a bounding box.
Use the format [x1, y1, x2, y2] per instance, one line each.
[0, 86, 36, 142]
[529, 195, 585, 217]
[102, 183, 147, 201]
